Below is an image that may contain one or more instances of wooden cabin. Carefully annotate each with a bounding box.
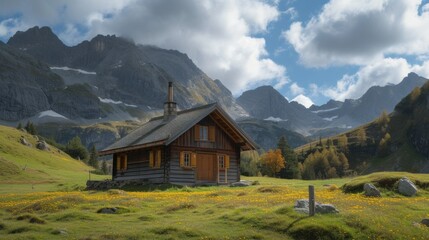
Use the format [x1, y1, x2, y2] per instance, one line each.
[99, 82, 257, 185]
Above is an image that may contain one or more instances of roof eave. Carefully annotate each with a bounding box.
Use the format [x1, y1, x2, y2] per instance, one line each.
[98, 139, 167, 156]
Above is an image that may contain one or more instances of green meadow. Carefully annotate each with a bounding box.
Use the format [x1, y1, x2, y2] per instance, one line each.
[1, 125, 429, 239]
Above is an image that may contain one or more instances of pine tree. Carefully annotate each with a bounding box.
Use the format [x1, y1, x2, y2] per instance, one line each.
[65, 136, 89, 161]
[17, 122, 22, 130]
[88, 145, 99, 169]
[101, 160, 109, 174]
[277, 136, 300, 179]
[25, 121, 37, 135]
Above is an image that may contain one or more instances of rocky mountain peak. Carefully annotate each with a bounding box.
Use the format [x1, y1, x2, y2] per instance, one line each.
[8, 26, 65, 48]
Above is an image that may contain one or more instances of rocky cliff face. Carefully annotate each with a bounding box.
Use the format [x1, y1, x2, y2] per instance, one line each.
[0, 42, 58, 121]
[310, 73, 428, 128]
[0, 42, 111, 122]
[236, 85, 324, 135]
[7, 26, 243, 118]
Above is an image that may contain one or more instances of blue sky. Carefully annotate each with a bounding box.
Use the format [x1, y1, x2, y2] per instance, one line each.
[1, 0, 429, 107]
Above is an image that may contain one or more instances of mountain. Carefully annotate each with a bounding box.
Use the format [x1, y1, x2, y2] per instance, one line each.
[310, 73, 428, 128]
[236, 85, 324, 134]
[7, 26, 246, 120]
[237, 73, 428, 139]
[237, 119, 307, 150]
[0, 42, 111, 122]
[296, 79, 429, 173]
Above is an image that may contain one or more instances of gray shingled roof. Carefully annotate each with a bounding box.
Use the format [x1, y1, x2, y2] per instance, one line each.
[100, 103, 257, 155]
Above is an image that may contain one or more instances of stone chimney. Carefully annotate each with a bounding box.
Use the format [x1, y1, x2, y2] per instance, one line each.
[163, 82, 177, 121]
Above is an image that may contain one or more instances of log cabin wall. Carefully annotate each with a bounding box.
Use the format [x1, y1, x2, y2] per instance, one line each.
[113, 147, 165, 183]
[169, 115, 240, 184]
[171, 116, 235, 150]
[168, 149, 196, 185]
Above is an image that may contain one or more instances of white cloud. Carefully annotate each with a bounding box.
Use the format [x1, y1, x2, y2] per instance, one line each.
[322, 57, 429, 101]
[283, 0, 429, 67]
[284, 7, 298, 20]
[291, 94, 314, 108]
[290, 82, 304, 95]
[0, 0, 287, 96]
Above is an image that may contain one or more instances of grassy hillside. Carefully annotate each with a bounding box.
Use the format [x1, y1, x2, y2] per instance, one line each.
[0, 174, 428, 239]
[0, 125, 108, 193]
[295, 80, 429, 174]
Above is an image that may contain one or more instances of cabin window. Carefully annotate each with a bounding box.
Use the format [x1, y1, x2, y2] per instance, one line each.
[218, 154, 230, 170]
[200, 126, 208, 141]
[184, 152, 191, 167]
[116, 154, 127, 171]
[195, 125, 215, 142]
[149, 149, 162, 168]
[180, 151, 196, 168]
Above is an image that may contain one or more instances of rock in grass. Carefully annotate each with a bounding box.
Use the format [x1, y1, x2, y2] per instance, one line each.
[364, 183, 381, 197]
[421, 219, 429, 227]
[397, 177, 418, 196]
[97, 207, 117, 214]
[316, 204, 339, 214]
[36, 140, 49, 151]
[294, 199, 339, 214]
[230, 180, 253, 187]
[20, 137, 31, 147]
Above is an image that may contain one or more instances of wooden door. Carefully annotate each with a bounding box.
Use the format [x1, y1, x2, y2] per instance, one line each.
[196, 154, 217, 181]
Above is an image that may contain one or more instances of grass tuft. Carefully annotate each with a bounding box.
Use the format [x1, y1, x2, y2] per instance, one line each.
[138, 215, 154, 221]
[257, 186, 281, 193]
[54, 212, 95, 222]
[8, 226, 33, 234]
[165, 203, 196, 213]
[151, 226, 179, 235]
[16, 214, 46, 224]
[287, 221, 353, 240]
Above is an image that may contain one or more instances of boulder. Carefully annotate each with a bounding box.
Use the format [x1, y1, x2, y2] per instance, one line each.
[364, 183, 381, 197]
[20, 137, 32, 147]
[397, 177, 418, 196]
[230, 180, 253, 187]
[316, 204, 339, 214]
[421, 219, 429, 227]
[294, 199, 339, 214]
[295, 199, 309, 209]
[36, 140, 49, 151]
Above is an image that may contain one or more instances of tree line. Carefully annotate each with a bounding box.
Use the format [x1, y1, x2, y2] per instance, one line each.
[241, 136, 350, 180]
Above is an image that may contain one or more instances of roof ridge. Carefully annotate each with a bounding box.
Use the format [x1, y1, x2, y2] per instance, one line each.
[150, 102, 218, 121]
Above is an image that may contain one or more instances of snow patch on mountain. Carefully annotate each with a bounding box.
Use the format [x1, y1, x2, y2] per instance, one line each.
[264, 116, 288, 122]
[37, 110, 68, 119]
[50, 66, 96, 75]
[311, 107, 339, 114]
[323, 115, 338, 121]
[98, 97, 137, 108]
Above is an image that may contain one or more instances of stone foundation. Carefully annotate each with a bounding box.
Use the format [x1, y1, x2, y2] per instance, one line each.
[86, 179, 151, 190]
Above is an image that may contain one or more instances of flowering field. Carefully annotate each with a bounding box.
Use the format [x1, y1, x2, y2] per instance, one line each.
[0, 176, 428, 239]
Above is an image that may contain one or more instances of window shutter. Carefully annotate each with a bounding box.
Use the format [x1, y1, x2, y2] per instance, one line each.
[179, 151, 184, 167]
[225, 155, 230, 168]
[194, 125, 200, 141]
[209, 126, 215, 142]
[149, 151, 154, 168]
[124, 154, 128, 170]
[157, 150, 162, 168]
[116, 155, 121, 170]
[191, 153, 197, 167]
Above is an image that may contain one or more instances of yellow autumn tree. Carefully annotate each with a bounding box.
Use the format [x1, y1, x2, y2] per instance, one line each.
[259, 149, 285, 177]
